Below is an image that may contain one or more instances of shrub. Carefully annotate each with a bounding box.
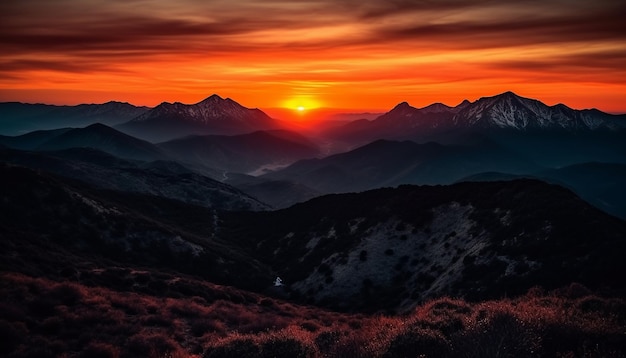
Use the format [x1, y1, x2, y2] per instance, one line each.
[383, 328, 451, 358]
[261, 336, 315, 358]
[314, 330, 341, 354]
[300, 320, 321, 332]
[125, 332, 181, 358]
[455, 310, 540, 358]
[50, 283, 84, 306]
[81, 342, 120, 358]
[204, 338, 260, 358]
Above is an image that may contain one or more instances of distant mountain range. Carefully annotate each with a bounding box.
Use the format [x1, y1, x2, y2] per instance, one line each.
[1, 91, 625, 213]
[118, 94, 281, 142]
[158, 129, 319, 174]
[326, 91, 626, 147]
[0, 123, 320, 179]
[0, 101, 149, 135]
[262, 138, 542, 194]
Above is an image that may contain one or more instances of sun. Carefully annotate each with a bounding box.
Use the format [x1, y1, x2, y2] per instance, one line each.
[282, 96, 322, 113]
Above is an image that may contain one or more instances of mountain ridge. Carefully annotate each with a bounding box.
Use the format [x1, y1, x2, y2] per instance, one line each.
[325, 91, 626, 146]
[0, 101, 149, 135]
[118, 94, 280, 142]
[224, 179, 626, 312]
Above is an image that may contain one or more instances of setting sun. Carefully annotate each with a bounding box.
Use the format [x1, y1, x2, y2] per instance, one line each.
[281, 96, 322, 113]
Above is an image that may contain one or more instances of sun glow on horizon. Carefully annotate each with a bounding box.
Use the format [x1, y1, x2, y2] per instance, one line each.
[1, 0, 625, 113]
[281, 96, 323, 114]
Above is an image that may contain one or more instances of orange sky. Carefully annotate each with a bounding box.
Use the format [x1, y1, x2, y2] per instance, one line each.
[1, 0, 626, 115]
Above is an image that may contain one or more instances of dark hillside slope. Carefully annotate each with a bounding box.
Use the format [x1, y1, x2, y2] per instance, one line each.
[223, 180, 626, 312]
[1, 147, 269, 211]
[0, 163, 273, 291]
[37, 123, 167, 162]
[264, 139, 541, 193]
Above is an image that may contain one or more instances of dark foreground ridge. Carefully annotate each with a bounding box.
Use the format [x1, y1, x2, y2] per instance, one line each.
[224, 179, 626, 312]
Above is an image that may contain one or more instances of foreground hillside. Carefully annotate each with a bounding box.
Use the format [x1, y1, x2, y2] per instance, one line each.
[1, 272, 624, 357]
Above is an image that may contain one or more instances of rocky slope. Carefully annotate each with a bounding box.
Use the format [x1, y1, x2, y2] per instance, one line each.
[224, 180, 626, 312]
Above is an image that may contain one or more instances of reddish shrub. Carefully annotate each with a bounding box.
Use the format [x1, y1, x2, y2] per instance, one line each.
[124, 332, 181, 358]
[300, 320, 321, 332]
[190, 319, 226, 337]
[383, 328, 451, 358]
[49, 282, 84, 306]
[81, 342, 120, 358]
[204, 338, 260, 358]
[455, 310, 540, 357]
[563, 283, 591, 299]
[261, 334, 316, 358]
[314, 330, 342, 355]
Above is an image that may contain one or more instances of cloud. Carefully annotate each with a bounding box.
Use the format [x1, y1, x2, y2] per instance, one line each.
[1, 0, 625, 110]
[2, 0, 624, 57]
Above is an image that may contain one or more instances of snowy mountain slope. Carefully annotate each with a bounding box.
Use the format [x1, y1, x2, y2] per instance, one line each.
[453, 91, 626, 130]
[118, 94, 280, 142]
[324, 91, 626, 145]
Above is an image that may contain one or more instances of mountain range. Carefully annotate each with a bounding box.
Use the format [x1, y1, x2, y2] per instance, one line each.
[1, 90, 626, 356]
[1, 91, 625, 214]
[326, 91, 626, 145]
[117, 94, 281, 142]
[0, 101, 148, 136]
[261, 138, 541, 193]
[158, 129, 319, 174]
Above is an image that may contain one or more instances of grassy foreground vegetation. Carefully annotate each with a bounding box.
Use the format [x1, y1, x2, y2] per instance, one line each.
[1, 272, 624, 358]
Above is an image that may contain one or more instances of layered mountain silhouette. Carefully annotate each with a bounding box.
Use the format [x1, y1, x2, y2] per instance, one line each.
[263, 138, 542, 194]
[460, 162, 626, 219]
[1, 123, 166, 162]
[158, 129, 319, 174]
[1, 146, 269, 211]
[0, 101, 148, 135]
[118, 94, 280, 142]
[326, 91, 626, 147]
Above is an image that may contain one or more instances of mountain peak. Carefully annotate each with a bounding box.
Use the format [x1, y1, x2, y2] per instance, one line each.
[498, 90, 519, 97]
[421, 102, 452, 113]
[120, 94, 277, 141]
[393, 101, 413, 110]
[198, 94, 226, 104]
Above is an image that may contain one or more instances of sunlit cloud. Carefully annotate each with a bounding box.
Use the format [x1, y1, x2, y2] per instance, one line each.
[1, 0, 625, 112]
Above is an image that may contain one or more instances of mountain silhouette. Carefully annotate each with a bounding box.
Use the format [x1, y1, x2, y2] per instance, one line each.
[118, 94, 280, 142]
